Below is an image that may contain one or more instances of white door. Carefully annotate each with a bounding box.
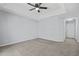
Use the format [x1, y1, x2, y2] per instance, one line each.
[65, 18, 77, 39]
[66, 21, 75, 38]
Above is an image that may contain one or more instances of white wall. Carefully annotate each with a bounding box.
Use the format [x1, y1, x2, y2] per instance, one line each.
[0, 3, 79, 46]
[38, 16, 65, 42]
[38, 3, 79, 42]
[0, 11, 37, 46]
[76, 17, 79, 42]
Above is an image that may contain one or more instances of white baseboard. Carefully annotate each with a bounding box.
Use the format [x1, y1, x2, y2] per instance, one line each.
[1, 37, 78, 47]
[0, 37, 36, 47]
[38, 36, 65, 42]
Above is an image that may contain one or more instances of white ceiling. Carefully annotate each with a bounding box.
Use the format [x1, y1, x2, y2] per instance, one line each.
[0, 3, 66, 21]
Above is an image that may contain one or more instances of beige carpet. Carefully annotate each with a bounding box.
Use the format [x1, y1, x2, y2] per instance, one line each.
[0, 38, 79, 56]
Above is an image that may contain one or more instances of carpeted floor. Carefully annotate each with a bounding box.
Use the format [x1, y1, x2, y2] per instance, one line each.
[0, 38, 79, 56]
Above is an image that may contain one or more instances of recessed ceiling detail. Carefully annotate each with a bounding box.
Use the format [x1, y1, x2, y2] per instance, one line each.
[0, 3, 66, 21]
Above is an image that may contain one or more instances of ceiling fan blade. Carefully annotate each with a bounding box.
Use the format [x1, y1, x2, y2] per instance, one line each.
[27, 3, 35, 7]
[39, 7, 47, 9]
[29, 8, 36, 11]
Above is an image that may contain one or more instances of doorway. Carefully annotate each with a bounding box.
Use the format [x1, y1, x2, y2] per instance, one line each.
[65, 17, 77, 41]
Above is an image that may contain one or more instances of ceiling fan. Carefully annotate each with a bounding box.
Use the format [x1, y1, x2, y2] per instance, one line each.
[27, 3, 48, 13]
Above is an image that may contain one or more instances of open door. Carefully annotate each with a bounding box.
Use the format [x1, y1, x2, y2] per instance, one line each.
[65, 17, 77, 41]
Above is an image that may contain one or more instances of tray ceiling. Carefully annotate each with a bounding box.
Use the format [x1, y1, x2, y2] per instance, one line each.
[0, 3, 66, 21]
